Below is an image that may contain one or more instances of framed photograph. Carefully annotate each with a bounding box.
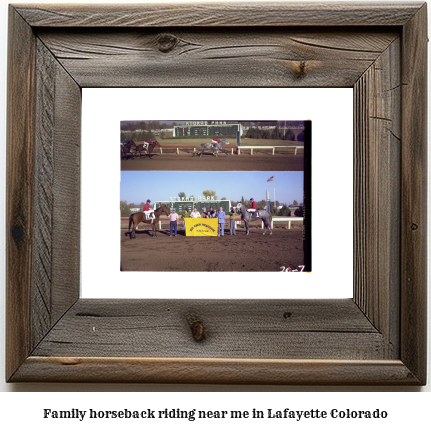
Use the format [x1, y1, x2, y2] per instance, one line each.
[117, 116, 309, 274]
[120, 169, 307, 271]
[6, 2, 427, 384]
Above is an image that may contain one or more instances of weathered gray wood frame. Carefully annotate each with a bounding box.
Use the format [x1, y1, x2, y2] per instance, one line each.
[6, 2, 427, 384]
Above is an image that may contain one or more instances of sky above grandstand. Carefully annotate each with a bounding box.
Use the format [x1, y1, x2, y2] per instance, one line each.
[120, 171, 303, 205]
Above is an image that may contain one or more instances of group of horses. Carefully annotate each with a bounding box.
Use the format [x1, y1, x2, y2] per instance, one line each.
[121, 138, 230, 159]
[126, 202, 272, 239]
[121, 139, 159, 160]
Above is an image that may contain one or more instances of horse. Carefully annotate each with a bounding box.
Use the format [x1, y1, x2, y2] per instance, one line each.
[133, 143, 148, 158]
[121, 140, 136, 159]
[127, 204, 170, 239]
[213, 139, 230, 156]
[195, 139, 229, 157]
[237, 203, 272, 235]
[134, 139, 160, 159]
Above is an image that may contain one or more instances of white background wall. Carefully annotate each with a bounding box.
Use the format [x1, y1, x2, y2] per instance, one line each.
[0, 0, 430, 425]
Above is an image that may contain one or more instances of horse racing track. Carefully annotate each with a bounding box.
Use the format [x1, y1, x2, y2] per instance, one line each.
[120, 152, 304, 171]
[120, 225, 303, 272]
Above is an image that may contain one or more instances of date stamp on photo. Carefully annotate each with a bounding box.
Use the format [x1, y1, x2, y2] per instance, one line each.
[280, 265, 305, 272]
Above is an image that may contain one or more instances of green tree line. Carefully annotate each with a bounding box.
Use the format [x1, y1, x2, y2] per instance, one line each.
[245, 126, 304, 141]
[120, 130, 155, 142]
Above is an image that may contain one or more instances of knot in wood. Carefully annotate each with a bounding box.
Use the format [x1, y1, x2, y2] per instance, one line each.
[156, 34, 179, 53]
[411, 223, 418, 230]
[186, 314, 206, 342]
[288, 60, 321, 79]
[294, 61, 307, 79]
[11, 222, 26, 246]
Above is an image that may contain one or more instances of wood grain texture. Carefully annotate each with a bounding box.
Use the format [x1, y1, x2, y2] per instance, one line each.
[6, 7, 36, 381]
[50, 52, 81, 325]
[31, 39, 81, 352]
[32, 299, 383, 359]
[353, 38, 401, 359]
[32, 40, 56, 347]
[36, 29, 398, 88]
[15, 2, 423, 27]
[12, 358, 420, 385]
[400, 3, 428, 384]
[6, 2, 427, 385]
[7, 7, 81, 382]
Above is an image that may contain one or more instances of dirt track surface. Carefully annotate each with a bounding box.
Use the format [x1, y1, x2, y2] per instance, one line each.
[121, 152, 304, 171]
[121, 226, 303, 272]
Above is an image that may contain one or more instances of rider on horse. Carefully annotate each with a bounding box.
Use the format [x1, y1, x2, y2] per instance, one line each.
[247, 198, 258, 218]
[143, 139, 153, 150]
[143, 199, 155, 220]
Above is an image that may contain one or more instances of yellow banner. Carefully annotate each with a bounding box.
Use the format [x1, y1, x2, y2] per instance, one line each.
[184, 218, 219, 236]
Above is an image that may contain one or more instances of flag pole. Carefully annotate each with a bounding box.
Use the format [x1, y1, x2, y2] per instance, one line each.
[266, 189, 270, 213]
[267, 176, 275, 211]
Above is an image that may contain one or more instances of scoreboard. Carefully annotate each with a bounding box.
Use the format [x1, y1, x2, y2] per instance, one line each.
[155, 200, 194, 214]
[155, 200, 231, 214]
[208, 125, 240, 137]
[195, 200, 230, 213]
[173, 123, 242, 137]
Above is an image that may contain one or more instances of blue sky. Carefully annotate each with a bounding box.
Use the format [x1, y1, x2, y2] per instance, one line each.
[120, 171, 304, 205]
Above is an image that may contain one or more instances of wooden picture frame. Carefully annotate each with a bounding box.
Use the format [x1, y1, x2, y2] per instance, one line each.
[6, 2, 427, 384]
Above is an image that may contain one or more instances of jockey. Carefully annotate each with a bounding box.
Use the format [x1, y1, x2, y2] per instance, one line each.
[143, 199, 155, 219]
[247, 198, 258, 217]
[143, 139, 152, 150]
